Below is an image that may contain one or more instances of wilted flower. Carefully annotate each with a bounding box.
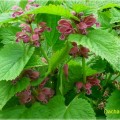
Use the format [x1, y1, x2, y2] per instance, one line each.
[37, 87, 54, 103]
[79, 46, 90, 58]
[25, 69, 40, 80]
[16, 87, 32, 104]
[69, 42, 79, 57]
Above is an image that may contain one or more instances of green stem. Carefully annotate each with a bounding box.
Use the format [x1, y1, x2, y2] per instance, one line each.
[105, 73, 112, 85]
[40, 46, 49, 63]
[82, 57, 86, 83]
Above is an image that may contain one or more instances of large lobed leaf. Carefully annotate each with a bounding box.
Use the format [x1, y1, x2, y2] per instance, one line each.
[0, 77, 30, 110]
[0, 95, 96, 119]
[26, 4, 79, 21]
[68, 29, 120, 71]
[0, 43, 34, 81]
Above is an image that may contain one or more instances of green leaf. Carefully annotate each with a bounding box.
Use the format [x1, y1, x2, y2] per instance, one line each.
[47, 43, 70, 74]
[62, 59, 97, 94]
[105, 90, 120, 119]
[21, 103, 49, 119]
[0, 95, 95, 119]
[26, 4, 79, 21]
[68, 29, 120, 71]
[0, 26, 21, 44]
[43, 14, 61, 46]
[87, 56, 107, 72]
[48, 95, 96, 119]
[19, 0, 28, 9]
[72, 4, 91, 13]
[0, 77, 30, 110]
[99, 3, 120, 11]
[25, 55, 47, 69]
[98, 11, 112, 28]
[110, 8, 120, 23]
[0, 43, 34, 81]
[0, 12, 14, 24]
[0, 105, 27, 119]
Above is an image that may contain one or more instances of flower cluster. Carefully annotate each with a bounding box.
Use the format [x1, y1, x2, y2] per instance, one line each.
[76, 74, 101, 95]
[57, 13, 100, 40]
[69, 42, 90, 58]
[11, 0, 39, 18]
[14, 73, 54, 104]
[16, 22, 51, 47]
[56, 19, 75, 40]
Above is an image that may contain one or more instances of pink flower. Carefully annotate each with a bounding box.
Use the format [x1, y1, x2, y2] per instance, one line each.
[12, 10, 24, 18]
[37, 87, 54, 104]
[19, 23, 32, 33]
[79, 46, 90, 58]
[87, 75, 100, 86]
[76, 22, 87, 30]
[83, 15, 96, 28]
[57, 19, 74, 40]
[16, 32, 30, 43]
[32, 34, 39, 41]
[69, 42, 79, 57]
[16, 87, 32, 104]
[76, 82, 83, 93]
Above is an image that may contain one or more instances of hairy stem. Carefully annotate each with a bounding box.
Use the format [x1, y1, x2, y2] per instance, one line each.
[82, 57, 86, 83]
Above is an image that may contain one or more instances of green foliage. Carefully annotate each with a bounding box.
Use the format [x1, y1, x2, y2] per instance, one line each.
[19, 0, 28, 9]
[105, 90, 120, 119]
[0, 43, 34, 81]
[87, 56, 107, 72]
[0, 95, 95, 119]
[68, 29, 120, 71]
[0, 26, 21, 44]
[36, 14, 61, 46]
[62, 59, 97, 94]
[25, 55, 47, 69]
[110, 8, 120, 23]
[26, 4, 79, 21]
[0, 77, 30, 110]
[47, 43, 70, 74]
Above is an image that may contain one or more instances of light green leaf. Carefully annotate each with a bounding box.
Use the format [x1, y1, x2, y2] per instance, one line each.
[0, 77, 30, 110]
[26, 4, 79, 21]
[68, 29, 120, 71]
[47, 43, 70, 74]
[105, 90, 120, 119]
[0, 26, 21, 44]
[25, 55, 47, 69]
[0, 43, 34, 81]
[48, 95, 96, 119]
[110, 8, 120, 23]
[99, 3, 120, 11]
[72, 4, 91, 13]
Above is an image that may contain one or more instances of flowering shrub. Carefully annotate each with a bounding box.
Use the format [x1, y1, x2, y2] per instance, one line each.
[0, 0, 120, 119]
